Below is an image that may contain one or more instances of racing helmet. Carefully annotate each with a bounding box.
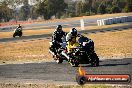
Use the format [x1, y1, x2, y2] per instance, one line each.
[18, 24, 22, 28]
[70, 28, 77, 36]
[56, 25, 62, 31]
[66, 33, 72, 42]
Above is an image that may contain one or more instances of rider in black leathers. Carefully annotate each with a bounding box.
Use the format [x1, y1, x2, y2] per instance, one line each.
[14, 24, 22, 32]
[51, 25, 66, 57]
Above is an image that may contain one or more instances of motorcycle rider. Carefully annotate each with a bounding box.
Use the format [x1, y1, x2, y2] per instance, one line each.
[66, 28, 79, 53]
[14, 24, 22, 32]
[18, 24, 22, 29]
[51, 25, 66, 57]
[61, 27, 80, 65]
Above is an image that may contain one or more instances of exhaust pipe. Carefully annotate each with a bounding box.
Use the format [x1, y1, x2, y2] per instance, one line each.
[61, 51, 70, 60]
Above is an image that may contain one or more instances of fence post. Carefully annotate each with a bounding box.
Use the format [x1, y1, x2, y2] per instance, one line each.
[80, 19, 85, 30]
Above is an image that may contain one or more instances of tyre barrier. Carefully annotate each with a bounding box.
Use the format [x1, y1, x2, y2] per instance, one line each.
[97, 16, 132, 26]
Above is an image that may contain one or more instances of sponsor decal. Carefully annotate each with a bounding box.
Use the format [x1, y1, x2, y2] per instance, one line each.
[76, 66, 131, 85]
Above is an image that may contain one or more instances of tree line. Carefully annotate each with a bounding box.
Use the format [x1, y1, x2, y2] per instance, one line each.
[0, 0, 132, 22]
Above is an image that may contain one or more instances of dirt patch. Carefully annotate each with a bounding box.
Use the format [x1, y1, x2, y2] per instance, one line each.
[0, 84, 129, 88]
[0, 81, 131, 88]
[0, 78, 130, 88]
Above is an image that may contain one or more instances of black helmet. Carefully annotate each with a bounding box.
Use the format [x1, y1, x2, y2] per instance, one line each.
[70, 28, 77, 36]
[56, 25, 62, 31]
[18, 24, 21, 28]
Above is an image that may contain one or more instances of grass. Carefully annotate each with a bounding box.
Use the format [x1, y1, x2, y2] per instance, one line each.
[33, 12, 132, 23]
[88, 29, 132, 59]
[0, 29, 132, 64]
[0, 83, 122, 88]
[0, 39, 51, 64]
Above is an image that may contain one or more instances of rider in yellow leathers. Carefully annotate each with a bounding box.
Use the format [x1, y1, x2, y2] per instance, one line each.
[66, 28, 80, 53]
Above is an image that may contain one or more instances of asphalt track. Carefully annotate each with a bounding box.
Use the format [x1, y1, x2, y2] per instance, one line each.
[0, 17, 101, 31]
[0, 23, 132, 43]
[0, 58, 132, 85]
[0, 17, 98, 32]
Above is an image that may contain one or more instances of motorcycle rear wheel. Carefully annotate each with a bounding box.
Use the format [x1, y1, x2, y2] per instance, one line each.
[70, 61, 79, 67]
[19, 32, 22, 37]
[91, 52, 99, 67]
[13, 33, 16, 37]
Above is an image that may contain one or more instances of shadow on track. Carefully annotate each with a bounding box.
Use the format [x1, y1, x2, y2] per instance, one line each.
[100, 62, 131, 67]
[80, 58, 132, 67]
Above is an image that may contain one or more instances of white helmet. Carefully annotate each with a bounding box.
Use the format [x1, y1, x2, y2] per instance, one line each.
[66, 33, 72, 42]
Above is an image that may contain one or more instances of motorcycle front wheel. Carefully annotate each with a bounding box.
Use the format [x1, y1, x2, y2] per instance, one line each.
[13, 33, 16, 38]
[56, 58, 63, 64]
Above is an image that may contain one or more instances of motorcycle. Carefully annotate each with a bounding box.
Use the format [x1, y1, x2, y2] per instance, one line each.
[49, 40, 67, 63]
[13, 28, 22, 37]
[49, 35, 99, 67]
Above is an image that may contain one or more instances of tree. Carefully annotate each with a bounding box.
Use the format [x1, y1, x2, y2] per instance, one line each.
[1, 0, 23, 9]
[0, 1, 14, 22]
[75, 1, 82, 16]
[36, 0, 67, 20]
[91, 0, 100, 14]
[111, 6, 121, 13]
[81, 2, 90, 14]
[125, 0, 132, 12]
[19, 0, 31, 20]
[75, 0, 93, 16]
[54, 0, 67, 18]
[29, 5, 39, 19]
[66, 2, 76, 17]
[87, 0, 93, 15]
[0, 0, 28, 21]
[97, 2, 106, 14]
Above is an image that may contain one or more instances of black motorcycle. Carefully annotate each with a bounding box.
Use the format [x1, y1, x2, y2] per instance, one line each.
[49, 37, 67, 63]
[13, 28, 22, 37]
[49, 35, 99, 67]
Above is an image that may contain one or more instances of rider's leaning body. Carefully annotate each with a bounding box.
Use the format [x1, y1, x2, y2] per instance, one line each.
[14, 24, 22, 32]
[52, 25, 66, 43]
[67, 37, 79, 53]
[66, 28, 79, 53]
[51, 25, 66, 56]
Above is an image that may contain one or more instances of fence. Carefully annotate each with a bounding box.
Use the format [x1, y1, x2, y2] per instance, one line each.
[97, 16, 132, 26]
